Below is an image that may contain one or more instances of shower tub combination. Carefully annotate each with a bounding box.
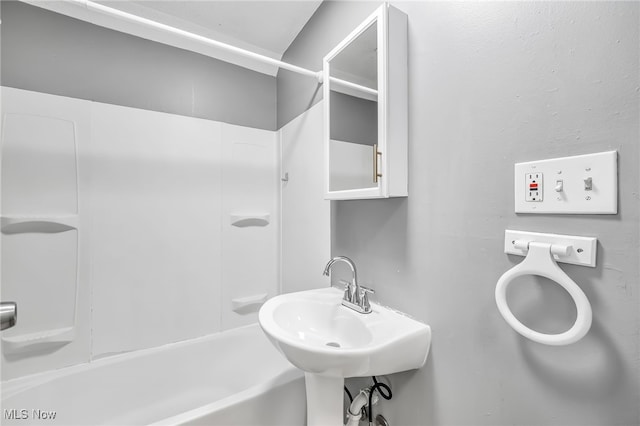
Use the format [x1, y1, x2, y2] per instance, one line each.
[1, 324, 305, 425]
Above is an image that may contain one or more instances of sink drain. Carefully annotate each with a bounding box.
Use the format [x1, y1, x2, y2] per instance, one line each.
[326, 342, 341, 348]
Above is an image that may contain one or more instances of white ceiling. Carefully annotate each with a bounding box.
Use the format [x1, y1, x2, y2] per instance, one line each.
[25, 0, 323, 76]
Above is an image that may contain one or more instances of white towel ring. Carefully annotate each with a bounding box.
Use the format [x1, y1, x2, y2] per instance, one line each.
[495, 241, 592, 346]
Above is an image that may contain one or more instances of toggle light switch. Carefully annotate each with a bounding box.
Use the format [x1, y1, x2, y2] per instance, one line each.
[555, 180, 564, 192]
[584, 177, 593, 191]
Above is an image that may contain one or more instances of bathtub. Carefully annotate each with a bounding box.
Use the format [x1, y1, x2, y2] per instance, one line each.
[1, 324, 306, 425]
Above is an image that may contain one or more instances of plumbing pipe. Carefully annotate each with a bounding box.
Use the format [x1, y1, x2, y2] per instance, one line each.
[344, 388, 377, 426]
[345, 412, 362, 426]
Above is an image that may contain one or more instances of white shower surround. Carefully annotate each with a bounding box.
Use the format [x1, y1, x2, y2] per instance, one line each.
[1, 87, 280, 380]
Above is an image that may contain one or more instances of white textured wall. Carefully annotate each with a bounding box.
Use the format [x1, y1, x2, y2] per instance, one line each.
[279, 2, 640, 425]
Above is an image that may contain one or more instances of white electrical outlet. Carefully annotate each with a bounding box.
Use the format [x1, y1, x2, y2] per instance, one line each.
[525, 172, 543, 202]
[515, 151, 617, 214]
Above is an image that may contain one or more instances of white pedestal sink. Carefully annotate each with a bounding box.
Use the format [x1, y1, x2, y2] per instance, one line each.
[259, 288, 432, 426]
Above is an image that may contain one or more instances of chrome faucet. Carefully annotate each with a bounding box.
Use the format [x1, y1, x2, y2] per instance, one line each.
[323, 256, 373, 314]
[1, 302, 17, 330]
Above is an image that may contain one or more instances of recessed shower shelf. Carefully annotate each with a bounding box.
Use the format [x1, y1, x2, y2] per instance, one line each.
[230, 214, 270, 228]
[0, 215, 78, 234]
[232, 293, 268, 314]
[2, 326, 75, 354]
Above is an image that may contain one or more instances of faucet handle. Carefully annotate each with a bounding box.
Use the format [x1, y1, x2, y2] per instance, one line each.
[360, 286, 375, 312]
[338, 280, 353, 302]
[360, 285, 375, 294]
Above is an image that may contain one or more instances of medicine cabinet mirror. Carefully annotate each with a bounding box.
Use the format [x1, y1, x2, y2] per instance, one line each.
[323, 4, 407, 200]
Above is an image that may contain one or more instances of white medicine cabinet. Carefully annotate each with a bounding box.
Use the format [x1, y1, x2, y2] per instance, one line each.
[323, 4, 408, 200]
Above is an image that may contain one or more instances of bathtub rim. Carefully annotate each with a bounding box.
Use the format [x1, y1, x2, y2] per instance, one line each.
[1, 323, 280, 400]
[149, 367, 303, 426]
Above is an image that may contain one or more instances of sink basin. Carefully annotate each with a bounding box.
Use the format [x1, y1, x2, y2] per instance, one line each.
[259, 287, 431, 377]
[259, 287, 432, 425]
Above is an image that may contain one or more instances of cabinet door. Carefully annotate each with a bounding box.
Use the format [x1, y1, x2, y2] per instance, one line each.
[323, 4, 407, 200]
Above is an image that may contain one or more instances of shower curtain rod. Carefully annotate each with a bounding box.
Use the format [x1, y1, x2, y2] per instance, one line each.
[61, 0, 378, 97]
[71, 0, 323, 81]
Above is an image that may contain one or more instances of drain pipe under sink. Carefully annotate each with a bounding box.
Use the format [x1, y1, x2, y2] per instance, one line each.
[345, 388, 377, 426]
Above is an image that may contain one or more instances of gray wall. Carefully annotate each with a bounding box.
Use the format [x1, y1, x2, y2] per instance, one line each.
[279, 2, 640, 425]
[1, 1, 276, 130]
[276, 1, 380, 128]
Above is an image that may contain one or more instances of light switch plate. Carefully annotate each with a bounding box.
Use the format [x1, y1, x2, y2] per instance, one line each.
[514, 151, 617, 214]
